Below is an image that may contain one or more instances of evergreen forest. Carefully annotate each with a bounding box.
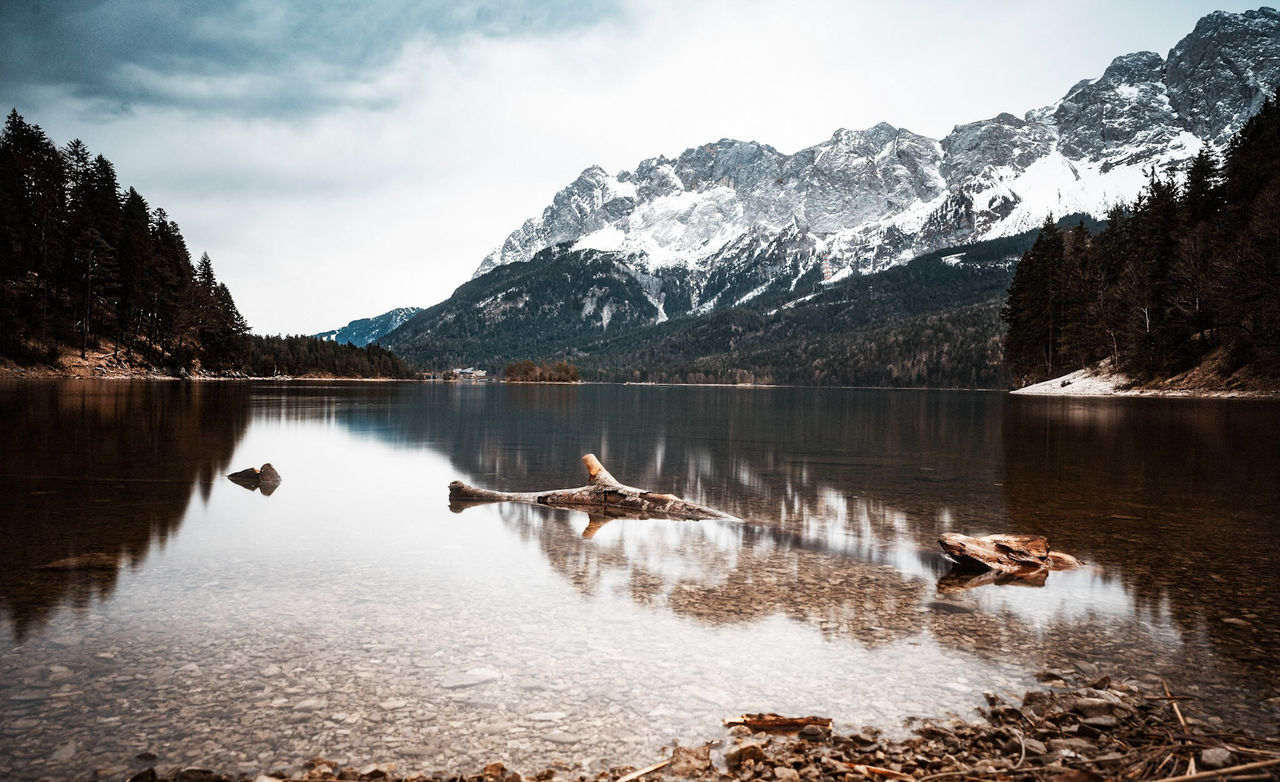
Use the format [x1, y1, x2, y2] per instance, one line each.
[1002, 93, 1280, 387]
[0, 109, 411, 378]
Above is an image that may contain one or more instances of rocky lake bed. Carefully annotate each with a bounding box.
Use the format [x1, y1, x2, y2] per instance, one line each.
[18, 673, 1279, 782]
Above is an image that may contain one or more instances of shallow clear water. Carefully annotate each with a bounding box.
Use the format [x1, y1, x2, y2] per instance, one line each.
[1, 381, 1277, 780]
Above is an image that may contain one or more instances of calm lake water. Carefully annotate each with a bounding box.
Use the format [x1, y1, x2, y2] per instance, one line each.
[1, 380, 1278, 780]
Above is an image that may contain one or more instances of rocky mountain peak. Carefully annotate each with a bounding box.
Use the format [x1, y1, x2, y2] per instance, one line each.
[466, 6, 1280, 298]
[673, 138, 782, 192]
[1097, 51, 1165, 86]
[1053, 49, 1181, 164]
[1165, 6, 1280, 143]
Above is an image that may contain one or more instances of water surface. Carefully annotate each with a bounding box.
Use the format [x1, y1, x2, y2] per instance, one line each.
[1, 381, 1277, 780]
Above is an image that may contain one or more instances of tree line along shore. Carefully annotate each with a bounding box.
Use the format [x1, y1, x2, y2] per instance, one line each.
[0, 109, 413, 380]
[4, 95, 1279, 391]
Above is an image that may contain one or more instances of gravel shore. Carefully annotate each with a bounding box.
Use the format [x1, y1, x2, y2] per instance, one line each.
[81, 674, 1279, 782]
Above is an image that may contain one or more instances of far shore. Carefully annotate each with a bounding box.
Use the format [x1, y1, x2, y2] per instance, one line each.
[5, 352, 1279, 398]
[6, 366, 1279, 398]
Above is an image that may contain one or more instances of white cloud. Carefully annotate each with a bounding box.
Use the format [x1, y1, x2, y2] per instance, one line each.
[23, 0, 1263, 334]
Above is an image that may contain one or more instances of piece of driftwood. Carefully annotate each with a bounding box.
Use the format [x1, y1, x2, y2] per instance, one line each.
[614, 758, 672, 782]
[840, 763, 913, 781]
[938, 532, 1082, 574]
[448, 454, 736, 521]
[936, 566, 1049, 593]
[723, 713, 833, 732]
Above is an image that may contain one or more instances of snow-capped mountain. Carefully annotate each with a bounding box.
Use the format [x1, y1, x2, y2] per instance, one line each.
[315, 307, 423, 347]
[473, 8, 1280, 292]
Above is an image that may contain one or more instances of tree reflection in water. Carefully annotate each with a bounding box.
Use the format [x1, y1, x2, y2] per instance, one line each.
[0, 381, 249, 641]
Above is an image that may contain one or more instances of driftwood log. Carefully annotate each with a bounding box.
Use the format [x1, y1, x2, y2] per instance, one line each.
[723, 713, 833, 732]
[448, 454, 736, 521]
[939, 532, 1082, 575]
[936, 566, 1050, 593]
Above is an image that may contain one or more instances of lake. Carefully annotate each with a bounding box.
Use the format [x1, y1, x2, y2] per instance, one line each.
[1, 380, 1278, 780]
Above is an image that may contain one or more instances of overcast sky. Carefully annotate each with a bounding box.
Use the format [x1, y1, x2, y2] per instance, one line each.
[0, 0, 1265, 334]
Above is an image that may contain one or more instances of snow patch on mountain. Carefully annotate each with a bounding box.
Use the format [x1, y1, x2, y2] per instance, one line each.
[315, 307, 423, 347]
[460, 7, 1280, 329]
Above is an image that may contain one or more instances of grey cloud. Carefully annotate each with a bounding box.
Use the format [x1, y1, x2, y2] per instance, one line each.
[1, 0, 621, 117]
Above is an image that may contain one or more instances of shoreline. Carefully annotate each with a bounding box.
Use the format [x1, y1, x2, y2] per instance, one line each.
[1012, 367, 1280, 399]
[5, 369, 1278, 398]
[63, 673, 1278, 782]
[4, 352, 1278, 398]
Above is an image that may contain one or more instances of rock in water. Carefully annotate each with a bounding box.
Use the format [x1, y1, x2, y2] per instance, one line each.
[440, 667, 501, 689]
[258, 463, 282, 485]
[227, 463, 282, 493]
[227, 467, 262, 490]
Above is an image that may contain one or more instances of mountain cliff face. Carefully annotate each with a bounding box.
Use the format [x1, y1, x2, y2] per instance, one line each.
[315, 307, 423, 347]
[389, 8, 1280, 368]
[474, 9, 1278, 282]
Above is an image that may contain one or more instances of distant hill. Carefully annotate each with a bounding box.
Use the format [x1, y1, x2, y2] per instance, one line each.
[380, 218, 1103, 387]
[315, 307, 423, 347]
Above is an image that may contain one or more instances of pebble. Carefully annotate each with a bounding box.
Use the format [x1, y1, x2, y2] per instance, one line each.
[1200, 747, 1234, 769]
[51, 741, 77, 762]
[440, 668, 502, 690]
[525, 712, 567, 722]
[541, 732, 579, 745]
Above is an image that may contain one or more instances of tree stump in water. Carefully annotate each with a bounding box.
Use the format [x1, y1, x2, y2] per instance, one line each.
[938, 532, 1082, 575]
[448, 454, 736, 521]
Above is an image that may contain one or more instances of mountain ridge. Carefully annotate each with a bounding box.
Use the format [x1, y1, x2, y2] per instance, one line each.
[472, 7, 1280, 286]
[380, 7, 1280, 384]
[315, 307, 423, 347]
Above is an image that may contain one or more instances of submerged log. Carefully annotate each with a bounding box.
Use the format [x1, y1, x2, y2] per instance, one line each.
[938, 532, 1082, 575]
[723, 713, 833, 732]
[936, 565, 1050, 593]
[448, 454, 736, 521]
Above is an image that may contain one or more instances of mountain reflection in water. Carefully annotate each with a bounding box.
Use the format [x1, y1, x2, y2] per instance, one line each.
[324, 383, 1279, 727]
[0, 381, 1276, 780]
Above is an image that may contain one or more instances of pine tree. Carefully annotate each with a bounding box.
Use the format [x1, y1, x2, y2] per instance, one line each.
[1, 109, 69, 349]
[195, 252, 216, 288]
[1001, 217, 1064, 382]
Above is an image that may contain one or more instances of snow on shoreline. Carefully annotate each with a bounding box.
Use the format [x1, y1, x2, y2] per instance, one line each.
[1011, 364, 1135, 396]
[1012, 361, 1277, 398]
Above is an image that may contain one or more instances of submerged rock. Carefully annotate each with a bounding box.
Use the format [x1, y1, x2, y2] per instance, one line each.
[36, 553, 119, 571]
[440, 667, 501, 689]
[227, 463, 283, 494]
[258, 463, 282, 485]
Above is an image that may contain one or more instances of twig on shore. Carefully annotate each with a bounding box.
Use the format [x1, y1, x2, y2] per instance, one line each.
[1226, 746, 1280, 758]
[1163, 680, 1189, 732]
[1011, 728, 1027, 770]
[1154, 756, 1280, 782]
[614, 758, 671, 782]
